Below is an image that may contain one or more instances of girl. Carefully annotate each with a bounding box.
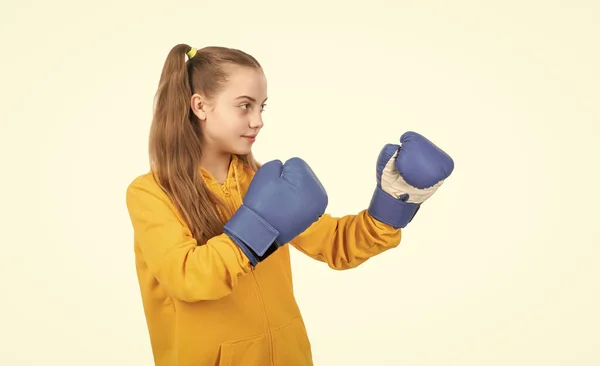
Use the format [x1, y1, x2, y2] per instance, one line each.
[126, 43, 453, 366]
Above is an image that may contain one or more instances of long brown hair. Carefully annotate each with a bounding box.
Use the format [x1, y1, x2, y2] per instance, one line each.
[148, 43, 261, 244]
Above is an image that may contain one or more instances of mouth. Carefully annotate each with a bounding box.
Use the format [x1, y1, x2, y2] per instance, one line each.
[242, 135, 257, 142]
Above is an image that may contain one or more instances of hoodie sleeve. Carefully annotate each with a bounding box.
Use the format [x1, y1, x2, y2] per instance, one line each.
[289, 210, 402, 270]
[125, 175, 252, 302]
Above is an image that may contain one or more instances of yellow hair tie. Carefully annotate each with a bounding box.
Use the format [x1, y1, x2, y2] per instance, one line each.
[187, 47, 197, 59]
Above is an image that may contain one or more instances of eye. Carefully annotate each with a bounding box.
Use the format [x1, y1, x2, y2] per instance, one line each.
[260, 103, 267, 112]
[240, 103, 250, 110]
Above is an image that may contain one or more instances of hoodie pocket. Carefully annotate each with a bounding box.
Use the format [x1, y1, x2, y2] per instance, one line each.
[271, 317, 314, 366]
[217, 333, 269, 366]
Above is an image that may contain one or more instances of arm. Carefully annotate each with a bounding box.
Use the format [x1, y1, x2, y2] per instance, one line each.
[290, 210, 401, 270]
[292, 131, 454, 270]
[126, 176, 252, 303]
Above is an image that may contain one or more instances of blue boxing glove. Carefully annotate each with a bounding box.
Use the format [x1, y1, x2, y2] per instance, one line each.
[223, 157, 328, 266]
[368, 131, 454, 228]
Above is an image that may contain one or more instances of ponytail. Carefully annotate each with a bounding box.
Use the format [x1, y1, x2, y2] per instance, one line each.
[149, 44, 228, 243]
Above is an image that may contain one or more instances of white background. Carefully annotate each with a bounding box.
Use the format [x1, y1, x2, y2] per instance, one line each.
[1, 0, 599, 365]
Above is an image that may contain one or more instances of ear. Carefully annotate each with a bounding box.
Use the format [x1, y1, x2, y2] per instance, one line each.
[190, 93, 208, 121]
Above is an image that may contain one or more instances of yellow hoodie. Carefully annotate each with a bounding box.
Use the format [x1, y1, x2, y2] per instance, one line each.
[125, 155, 402, 366]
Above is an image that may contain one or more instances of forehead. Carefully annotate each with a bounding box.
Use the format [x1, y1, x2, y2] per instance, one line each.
[219, 65, 267, 100]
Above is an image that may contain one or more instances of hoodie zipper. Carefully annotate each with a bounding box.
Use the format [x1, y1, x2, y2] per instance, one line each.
[220, 183, 231, 197]
[222, 180, 275, 365]
[251, 271, 275, 365]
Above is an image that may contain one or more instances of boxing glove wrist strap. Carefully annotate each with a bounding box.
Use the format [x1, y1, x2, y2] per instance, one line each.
[368, 186, 420, 229]
[223, 205, 280, 266]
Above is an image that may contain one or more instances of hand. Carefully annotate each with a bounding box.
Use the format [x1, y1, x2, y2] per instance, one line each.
[368, 131, 454, 228]
[223, 158, 328, 266]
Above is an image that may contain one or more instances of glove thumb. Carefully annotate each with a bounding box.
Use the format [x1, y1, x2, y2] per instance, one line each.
[255, 159, 283, 179]
[376, 144, 400, 183]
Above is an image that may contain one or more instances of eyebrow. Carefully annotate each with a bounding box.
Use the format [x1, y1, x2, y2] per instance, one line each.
[235, 95, 268, 103]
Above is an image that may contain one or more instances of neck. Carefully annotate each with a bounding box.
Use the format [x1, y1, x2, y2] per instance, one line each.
[200, 148, 233, 184]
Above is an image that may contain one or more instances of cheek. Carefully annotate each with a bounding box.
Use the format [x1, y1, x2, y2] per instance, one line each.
[210, 108, 247, 136]
[226, 109, 250, 129]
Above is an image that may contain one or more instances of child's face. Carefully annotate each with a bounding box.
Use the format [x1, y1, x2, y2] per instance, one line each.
[198, 65, 268, 156]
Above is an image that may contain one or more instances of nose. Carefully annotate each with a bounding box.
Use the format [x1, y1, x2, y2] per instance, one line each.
[249, 113, 264, 130]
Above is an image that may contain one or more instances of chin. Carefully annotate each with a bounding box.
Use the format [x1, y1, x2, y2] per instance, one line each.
[229, 146, 253, 156]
